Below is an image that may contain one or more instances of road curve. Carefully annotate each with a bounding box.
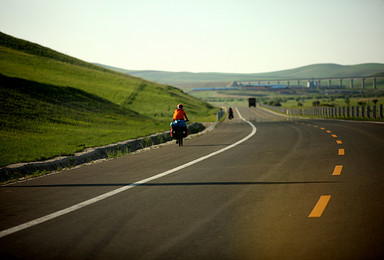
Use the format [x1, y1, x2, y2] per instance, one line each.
[1, 107, 383, 259]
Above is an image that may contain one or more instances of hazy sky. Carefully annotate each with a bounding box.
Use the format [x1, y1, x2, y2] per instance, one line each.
[1, 0, 383, 73]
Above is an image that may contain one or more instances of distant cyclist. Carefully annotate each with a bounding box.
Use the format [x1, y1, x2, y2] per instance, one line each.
[170, 104, 189, 137]
[228, 107, 234, 119]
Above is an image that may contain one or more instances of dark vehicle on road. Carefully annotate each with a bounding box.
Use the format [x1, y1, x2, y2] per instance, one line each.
[248, 98, 256, 107]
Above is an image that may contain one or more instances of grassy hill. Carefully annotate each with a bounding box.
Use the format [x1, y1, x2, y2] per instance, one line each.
[99, 63, 384, 89]
[0, 32, 217, 167]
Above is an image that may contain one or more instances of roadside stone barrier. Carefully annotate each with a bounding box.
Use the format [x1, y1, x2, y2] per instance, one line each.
[0, 122, 208, 182]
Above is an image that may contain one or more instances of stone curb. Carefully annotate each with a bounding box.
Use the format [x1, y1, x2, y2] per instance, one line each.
[0, 122, 210, 182]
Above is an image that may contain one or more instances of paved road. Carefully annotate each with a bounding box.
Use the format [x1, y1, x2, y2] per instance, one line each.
[1, 107, 383, 259]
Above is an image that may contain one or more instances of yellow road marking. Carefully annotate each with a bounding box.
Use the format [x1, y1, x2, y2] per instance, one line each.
[332, 134, 337, 138]
[320, 127, 325, 130]
[308, 195, 331, 218]
[332, 165, 343, 175]
[336, 140, 343, 144]
[326, 130, 331, 133]
[314, 125, 318, 127]
[338, 149, 345, 155]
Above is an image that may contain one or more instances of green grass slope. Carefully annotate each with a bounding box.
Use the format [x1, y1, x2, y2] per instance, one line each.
[0, 74, 160, 166]
[0, 32, 217, 167]
[1, 32, 109, 73]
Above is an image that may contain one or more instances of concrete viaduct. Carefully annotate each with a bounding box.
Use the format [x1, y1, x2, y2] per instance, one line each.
[244, 76, 384, 89]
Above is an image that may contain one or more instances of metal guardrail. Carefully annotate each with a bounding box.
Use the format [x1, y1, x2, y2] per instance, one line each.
[260, 103, 384, 120]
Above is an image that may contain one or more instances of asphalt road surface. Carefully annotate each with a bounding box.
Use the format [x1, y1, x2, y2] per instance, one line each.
[1, 106, 383, 259]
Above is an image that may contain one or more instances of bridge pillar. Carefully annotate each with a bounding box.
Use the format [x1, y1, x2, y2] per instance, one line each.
[297, 80, 300, 87]
[361, 78, 365, 89]
[373, 77, 376, 89]
[350, 79, 354, 88]
[329, 79, 332, 88]
[287, 81, 290, 86]
[317, 80, 321, 87]
[339, 79, 343, 88]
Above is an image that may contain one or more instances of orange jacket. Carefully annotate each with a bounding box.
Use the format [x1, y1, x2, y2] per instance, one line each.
[173, 109, 188, 121]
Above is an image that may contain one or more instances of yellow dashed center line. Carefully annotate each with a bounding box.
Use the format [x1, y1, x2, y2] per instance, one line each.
[298, 122, 344, 217]
[308, 195, 331, 218]
[332, 165, 343, 175]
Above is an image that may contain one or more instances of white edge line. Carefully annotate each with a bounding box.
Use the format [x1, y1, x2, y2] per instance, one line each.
[0, 107, 256, 239]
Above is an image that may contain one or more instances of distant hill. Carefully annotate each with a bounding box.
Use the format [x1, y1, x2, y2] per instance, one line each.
[97, 63, 384, 88]
[269, 63, 384, 79]
[372, 71, 384, 77]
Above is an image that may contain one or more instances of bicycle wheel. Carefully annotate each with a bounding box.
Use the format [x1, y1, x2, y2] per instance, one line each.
[178, 136, 183, 146]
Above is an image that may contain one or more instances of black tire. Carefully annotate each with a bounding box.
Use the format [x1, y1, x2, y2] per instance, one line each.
[178, 136, 183, 146]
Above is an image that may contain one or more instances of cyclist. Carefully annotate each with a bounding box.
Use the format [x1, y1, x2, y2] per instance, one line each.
[171, 104, 189, 138]
[228, 107, 234, 119]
